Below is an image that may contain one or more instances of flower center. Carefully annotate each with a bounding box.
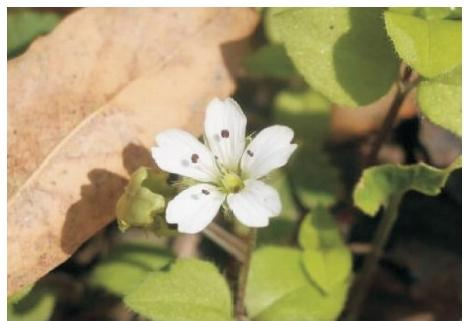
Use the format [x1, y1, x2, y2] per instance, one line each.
[220, 172, 244, 194]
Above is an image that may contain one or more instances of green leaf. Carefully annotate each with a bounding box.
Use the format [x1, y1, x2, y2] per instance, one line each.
[245, 44, 298, 78]
[7, 285, 56, 321]
[272, 8, 399, 106]
[301, 247, 351, 294]
[389, 7, 461, 20]
[125, 258, 232, 321]
[8, 285, 34, 304]
[354, 157, 462, 216]
[274, 89, 339, 208]
[246, 246, 349, 321]
[384, 11, 462, 78]
[8, 9, 61, 58]
[417, 67, 462, 136]
[263, 8, 290, 43]
[246, 247, 310, 318]
[90, 242, 172, 296]
[254, 282, 349, 321]
[419, 7, 457, 20]
[116, 167, 175, 234]
[298, 206, 344, 251]
[298, 206, 352, 293]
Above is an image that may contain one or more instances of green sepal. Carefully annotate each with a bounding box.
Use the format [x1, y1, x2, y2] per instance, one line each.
[116, 167, 176, 234]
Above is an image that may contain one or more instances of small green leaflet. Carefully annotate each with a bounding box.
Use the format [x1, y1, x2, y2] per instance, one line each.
[384, 10, 461, 78]
[246, 246, 348, 321]
[124, 258, 233, 321]
[418, 67, 462, 137]
[254, 282, 349, 321]
[246, 247, 310, 318]
[298, 206, 352, 294]
[354, 157, 462, 216]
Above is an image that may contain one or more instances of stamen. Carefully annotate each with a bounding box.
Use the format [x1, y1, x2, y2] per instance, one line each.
[191, 153, 199, 163]
[221, 129, 230, 138]
[246, 150, 254, 157]
[201, 189, 210, 195]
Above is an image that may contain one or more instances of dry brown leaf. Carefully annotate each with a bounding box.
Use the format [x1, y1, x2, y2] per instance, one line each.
[7, 7, 258, 294]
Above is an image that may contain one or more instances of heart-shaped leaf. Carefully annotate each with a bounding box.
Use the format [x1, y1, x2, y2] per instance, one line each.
[298, 206, 352, 293]
[125, 258, 232, 321]
[246, 246, 349, 321]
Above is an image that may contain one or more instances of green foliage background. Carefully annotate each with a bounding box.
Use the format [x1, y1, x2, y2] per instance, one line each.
[8, 6, 461, 321]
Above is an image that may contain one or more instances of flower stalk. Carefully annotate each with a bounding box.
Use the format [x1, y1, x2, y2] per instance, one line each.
[203, 222, 247, 263]
[234, 228, 257, 321]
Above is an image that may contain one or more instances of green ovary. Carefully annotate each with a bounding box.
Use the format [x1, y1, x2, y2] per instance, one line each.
[220, 172, 244, 194]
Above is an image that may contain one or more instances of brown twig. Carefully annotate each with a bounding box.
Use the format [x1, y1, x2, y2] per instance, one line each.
[234, 228, 257, 321]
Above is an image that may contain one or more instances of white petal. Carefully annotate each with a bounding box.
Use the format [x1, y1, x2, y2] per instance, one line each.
[152, 129, 221, 183]
[227, 179, 282, 227]
[204, 97, 247, 171]
[166, 184, 226, 234]
[240, 125, 297, 179]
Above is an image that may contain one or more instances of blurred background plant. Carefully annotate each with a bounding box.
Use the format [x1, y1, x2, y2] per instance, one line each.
[7, 7, 461, 321]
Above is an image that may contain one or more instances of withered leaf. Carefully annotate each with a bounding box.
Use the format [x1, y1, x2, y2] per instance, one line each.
[8, 8, 258, 294]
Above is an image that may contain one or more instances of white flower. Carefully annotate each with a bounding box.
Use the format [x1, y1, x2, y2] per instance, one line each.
[151, 97, 297, 233]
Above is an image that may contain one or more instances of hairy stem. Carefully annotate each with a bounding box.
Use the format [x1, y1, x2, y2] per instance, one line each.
[234, 228, 257, 321]
[344, 194, 403, 321]
[203, 222, 247, 263]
